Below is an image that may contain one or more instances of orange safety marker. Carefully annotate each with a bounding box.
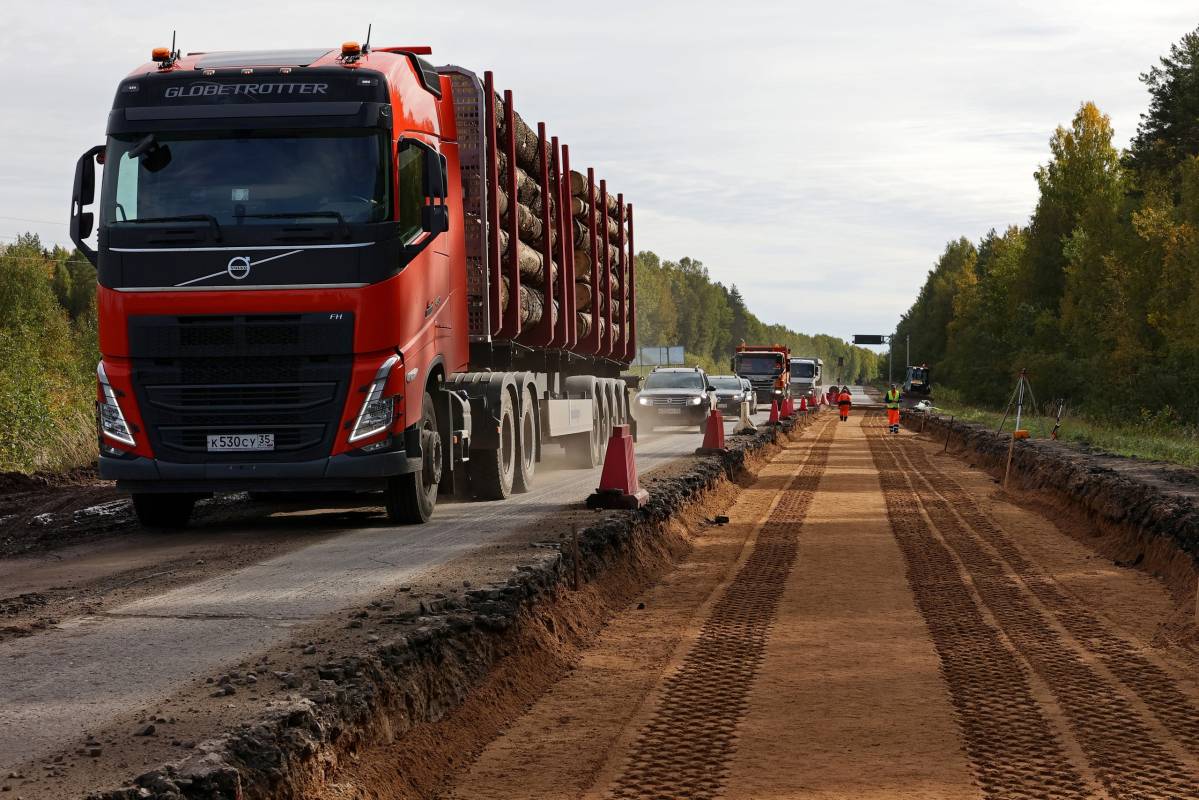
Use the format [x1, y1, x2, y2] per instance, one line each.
[586, 424, 649, 509]
[781, 397, 795, 419]
[768, 399, 781, 425]
[695, 409, 727, 455]
[799, 396, 808, 413]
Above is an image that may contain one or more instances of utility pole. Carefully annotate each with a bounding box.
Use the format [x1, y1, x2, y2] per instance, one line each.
[906, 334, 910, 372]
[888, 341, 893, 385]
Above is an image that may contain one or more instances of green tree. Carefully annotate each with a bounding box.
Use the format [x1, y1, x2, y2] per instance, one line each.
[1127, 25, 1199, 176]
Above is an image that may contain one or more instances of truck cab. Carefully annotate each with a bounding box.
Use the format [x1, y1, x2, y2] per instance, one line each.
[732, 345, 790, 404]
[788, 357, 822, 399]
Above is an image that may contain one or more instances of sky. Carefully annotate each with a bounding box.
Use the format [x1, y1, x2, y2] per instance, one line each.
[0, 1, 1194, 348]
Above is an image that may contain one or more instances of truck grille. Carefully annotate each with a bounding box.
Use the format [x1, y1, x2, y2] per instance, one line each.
[645, 396, 692, 406]
[128, 314, 354, 464]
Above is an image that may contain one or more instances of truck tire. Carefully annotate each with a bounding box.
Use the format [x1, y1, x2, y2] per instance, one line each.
[597, 384, 612, 451]
[132, 493, 195, 529]
[471, 388, 516, 500]
[513, 387, 536, 493]
[384, 391, 440, 524]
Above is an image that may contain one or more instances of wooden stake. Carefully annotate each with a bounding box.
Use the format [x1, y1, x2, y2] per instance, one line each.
[571, 523, 580, 591]
[1003, 434, 1016, 490]
[943, 415, 954, 453]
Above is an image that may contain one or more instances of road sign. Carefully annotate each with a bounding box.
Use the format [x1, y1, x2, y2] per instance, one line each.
[632, 345, 685, 367]
[853, 334, 886, 345]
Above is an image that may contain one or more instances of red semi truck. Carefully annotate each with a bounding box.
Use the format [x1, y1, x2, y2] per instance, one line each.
[70, 42, 637, 527]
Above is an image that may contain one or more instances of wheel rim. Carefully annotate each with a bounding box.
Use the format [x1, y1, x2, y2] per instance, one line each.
[520, 404, 535, 472]
[501, 408, 516, 477]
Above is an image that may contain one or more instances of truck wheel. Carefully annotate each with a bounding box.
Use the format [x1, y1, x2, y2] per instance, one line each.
[597, 385, 612, 451]
[566, 393, 602, 468]
[471, 389, 516, 500]
[132, 493, 195, 529]
[513, 389, 536, 493]
[384, 391, 440, 524]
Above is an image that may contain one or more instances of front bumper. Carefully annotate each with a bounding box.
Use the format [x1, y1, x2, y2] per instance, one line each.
[634, 406, 709, 426]
[99, 448, 420, 494]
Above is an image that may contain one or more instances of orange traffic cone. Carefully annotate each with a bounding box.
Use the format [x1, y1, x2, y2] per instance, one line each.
[695, 409, 727, 455]
[768, 399, 780, 425]
[799, 396, 808, 413]
[586, 424, 649, 509]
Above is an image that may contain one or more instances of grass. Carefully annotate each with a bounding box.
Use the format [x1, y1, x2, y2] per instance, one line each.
[925, 387, 1199, 469]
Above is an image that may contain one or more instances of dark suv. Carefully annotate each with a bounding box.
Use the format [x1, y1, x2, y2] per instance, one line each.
[634, 367, 717, 431]
[708, 374, 757, 415]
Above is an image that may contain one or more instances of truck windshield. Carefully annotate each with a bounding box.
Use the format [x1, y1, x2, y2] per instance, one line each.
[100, 130, 390, 227]
[736, 355, 782, 374]
[790, 362, 815, 379]
[644, 372, 705, 390]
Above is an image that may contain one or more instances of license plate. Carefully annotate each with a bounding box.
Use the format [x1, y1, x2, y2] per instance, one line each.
[659, 408, 682, 416]
[207, 433, 275, 452]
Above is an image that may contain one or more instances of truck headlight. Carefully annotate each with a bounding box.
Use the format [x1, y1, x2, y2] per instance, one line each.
[688, 396, 704, 406]
[97, 362, 135, 447]
[638, 396, 651, 406]
[350, 355, 400, 443]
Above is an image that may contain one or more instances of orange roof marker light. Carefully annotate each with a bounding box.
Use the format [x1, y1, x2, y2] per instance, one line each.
[152, 31, 180, 70]
[340, 41, 362, 66]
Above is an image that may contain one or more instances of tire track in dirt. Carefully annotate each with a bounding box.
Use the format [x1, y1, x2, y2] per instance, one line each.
[874, 421, 1199, 798]
[866, 418, 1091, 800]
[899, 440, 1199, 758]
[604, 417, 837, 800]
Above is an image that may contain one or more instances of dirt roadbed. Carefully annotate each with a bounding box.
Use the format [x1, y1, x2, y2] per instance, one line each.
[435, 412, 1199, 799]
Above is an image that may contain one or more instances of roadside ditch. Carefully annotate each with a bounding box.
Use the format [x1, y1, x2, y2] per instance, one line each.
[904, 412, 1199, 626]
[89, 414, 818, 800]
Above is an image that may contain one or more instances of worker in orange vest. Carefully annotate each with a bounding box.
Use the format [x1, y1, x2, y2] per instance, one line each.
[837, 386, 852, 422]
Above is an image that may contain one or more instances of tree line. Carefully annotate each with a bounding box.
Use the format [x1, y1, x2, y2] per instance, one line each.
[0, 233, 98, 472]
[635, 251, 880, 383]
[895, 25, 1199, 424]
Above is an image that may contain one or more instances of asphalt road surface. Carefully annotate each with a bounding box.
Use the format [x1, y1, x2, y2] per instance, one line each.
[0, 409, 770, 776]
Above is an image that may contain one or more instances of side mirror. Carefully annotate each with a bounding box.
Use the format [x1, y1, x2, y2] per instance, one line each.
[70, 145, 105, 266]
[421, 205, 450, 234]
[398, 139, 449, 236]
[706, 384, 716, 392]
[424, 151, 448, 199]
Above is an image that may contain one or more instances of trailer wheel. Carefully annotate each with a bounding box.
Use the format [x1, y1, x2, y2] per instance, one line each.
[384, 391, 440, 524]
[132, 493, 195, 529]
[513, 388, 537, 493]
[471, 388, 516, 500]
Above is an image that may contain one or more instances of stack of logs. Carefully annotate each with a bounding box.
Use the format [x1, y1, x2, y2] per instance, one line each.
[476, 94, 626, 341]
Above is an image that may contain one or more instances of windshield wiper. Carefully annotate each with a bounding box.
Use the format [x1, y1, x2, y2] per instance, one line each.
[235, 211, 349, 240]
[120, 214, 222, 242]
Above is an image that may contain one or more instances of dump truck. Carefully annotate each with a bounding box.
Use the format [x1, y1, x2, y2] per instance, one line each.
[732, 344, 791, 404]
[788, 356, 823, 400]
[70, 41, 637, 527]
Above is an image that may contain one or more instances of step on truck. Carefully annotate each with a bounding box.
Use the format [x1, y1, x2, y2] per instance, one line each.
[732, 344, 791, 405]
[70, 41, 637, 527]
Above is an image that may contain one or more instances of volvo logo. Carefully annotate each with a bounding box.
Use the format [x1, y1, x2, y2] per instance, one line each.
[226, 256, 251, 280]
[173, 248, 304, 288]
